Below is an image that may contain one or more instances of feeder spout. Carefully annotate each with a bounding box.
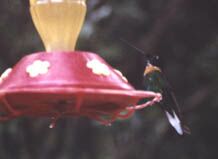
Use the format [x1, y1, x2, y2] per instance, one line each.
[30, 0, 87, 52]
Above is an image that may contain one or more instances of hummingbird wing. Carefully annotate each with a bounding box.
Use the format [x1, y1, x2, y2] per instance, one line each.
[158, 73, 190, 135]
[143, 68, 190, 135]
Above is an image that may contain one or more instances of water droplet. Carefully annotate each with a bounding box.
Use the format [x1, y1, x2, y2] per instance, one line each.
[49, 116, 58, 128]
[49, 123, 55, 129]
[106, 123, 112, 127]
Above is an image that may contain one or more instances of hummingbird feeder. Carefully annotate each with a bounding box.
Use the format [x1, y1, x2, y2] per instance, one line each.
[0, 0, 161, 128]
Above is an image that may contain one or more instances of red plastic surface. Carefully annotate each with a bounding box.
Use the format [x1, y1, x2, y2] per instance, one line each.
[0, 52, 161, 127]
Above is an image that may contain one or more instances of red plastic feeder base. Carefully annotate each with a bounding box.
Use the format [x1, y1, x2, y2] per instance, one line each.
[0, 52, 161, 127]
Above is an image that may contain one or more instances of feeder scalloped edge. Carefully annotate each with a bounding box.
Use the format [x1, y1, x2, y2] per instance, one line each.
[0, 51, 162, 127]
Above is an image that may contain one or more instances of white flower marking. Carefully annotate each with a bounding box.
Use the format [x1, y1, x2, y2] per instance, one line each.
[114, 69, 128, 82]
[0, 68, 12, 83]
[26, 60, 50, 77]
[87, 60, 110, 76]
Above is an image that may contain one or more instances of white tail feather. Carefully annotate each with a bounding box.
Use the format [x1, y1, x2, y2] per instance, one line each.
[165, 111, 183, 135]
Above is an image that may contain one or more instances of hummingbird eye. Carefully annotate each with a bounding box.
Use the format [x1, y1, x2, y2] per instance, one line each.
[145, 54, 160, 67]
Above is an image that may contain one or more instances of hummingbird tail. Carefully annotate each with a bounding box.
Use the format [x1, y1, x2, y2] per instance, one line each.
[165, 111, 190, 135]
[182, 124, 191, 135]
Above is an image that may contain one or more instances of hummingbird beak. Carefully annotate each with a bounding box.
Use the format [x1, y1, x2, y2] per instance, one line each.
[144, 63, 161, 75]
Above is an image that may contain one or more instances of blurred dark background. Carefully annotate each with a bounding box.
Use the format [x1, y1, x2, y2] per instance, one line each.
[0, 0, 218, 158]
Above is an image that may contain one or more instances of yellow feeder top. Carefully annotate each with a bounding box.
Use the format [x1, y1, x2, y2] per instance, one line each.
[30, 0, 87, 52]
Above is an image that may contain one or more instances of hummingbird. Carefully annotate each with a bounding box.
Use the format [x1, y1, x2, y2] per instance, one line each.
[120, 38, 190, 135]
[143, 55, 190, 135]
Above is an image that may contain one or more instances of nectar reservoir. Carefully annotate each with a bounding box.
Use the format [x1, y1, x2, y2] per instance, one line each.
[30, 0, 87, 52]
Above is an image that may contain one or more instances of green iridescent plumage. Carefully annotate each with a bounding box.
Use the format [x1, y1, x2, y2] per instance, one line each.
[143, 62, 190, 135]
[143, 69, 165, 93]
[120, 38, 190, 135]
